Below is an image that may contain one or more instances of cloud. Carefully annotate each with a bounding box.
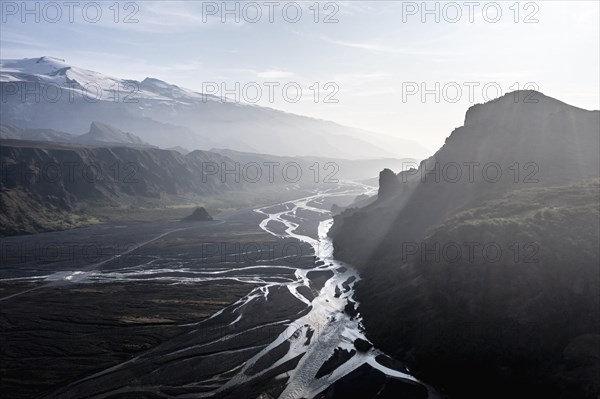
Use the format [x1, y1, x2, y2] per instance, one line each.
[0, 31, 46, 49]
[325, 38, 396, 52]
[334, 72, 390, 81]
[61, 1, 247, 33]
[257, 69, 294, 79]
[321, 36, 454, 56]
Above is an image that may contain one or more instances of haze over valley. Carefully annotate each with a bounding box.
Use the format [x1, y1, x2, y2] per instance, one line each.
[1, 2, 599, 399]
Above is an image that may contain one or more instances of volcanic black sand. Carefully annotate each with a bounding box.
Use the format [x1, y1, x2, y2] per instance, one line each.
[0, 207, 315, 398]
[1, 186, 435, 399]
[0, 280, 253, 398]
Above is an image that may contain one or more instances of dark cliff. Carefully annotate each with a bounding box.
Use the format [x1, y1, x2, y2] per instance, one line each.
[332, 91, 599, 266]
[330, 91, 600, 399]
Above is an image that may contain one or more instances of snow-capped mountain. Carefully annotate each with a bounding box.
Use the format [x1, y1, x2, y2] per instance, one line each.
[0, 56, 429, 159]
[0, 56, 216, 104]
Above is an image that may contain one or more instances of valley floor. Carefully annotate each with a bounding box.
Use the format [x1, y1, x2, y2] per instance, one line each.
[0, 183, 433, 399]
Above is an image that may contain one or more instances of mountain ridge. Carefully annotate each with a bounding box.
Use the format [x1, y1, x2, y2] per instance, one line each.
[330, 90, 600, 265]
[0, 56, 429, 159]
[73, 121, 149, 146]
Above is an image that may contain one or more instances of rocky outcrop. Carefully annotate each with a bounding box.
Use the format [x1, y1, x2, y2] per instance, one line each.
[377, 168, 400, 200]
[73, 121, 149, 147]
[181, 207, 213, 222]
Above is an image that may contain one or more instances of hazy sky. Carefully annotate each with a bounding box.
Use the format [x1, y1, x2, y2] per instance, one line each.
[1, 1, 598, 152]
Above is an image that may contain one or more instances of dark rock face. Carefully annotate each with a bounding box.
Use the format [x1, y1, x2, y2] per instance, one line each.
[181, 207, 213, 222]
[377, 168, 400, 200]
[330, 92, 600, 399]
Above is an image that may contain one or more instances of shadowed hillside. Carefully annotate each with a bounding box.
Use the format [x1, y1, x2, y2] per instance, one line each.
[330, 91, 600, 399]
[0, 139, 243, 235]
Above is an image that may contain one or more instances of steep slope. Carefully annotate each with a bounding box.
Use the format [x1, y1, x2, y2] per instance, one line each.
[357, 180, 600, 399]
[329, 91, 600, 399]
[0, 139, 243, 235]
[331, 91, 600, 265]
[0, 56, 428, 159]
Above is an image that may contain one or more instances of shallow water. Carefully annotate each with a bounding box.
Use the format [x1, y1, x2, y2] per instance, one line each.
[2, 182, 435, 398]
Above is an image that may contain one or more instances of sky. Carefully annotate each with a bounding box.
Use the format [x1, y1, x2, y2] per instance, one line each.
[1, 0, 599, 152]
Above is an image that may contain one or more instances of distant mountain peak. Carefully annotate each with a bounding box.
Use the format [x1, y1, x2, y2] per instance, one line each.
[37, 56, 66, 63]
[89, 121, 119, 134]
[463, 90, 578, 127]
[1, 56, 71, 78]
[141, 77, 172, 87]
[0, 55, 426, 159]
